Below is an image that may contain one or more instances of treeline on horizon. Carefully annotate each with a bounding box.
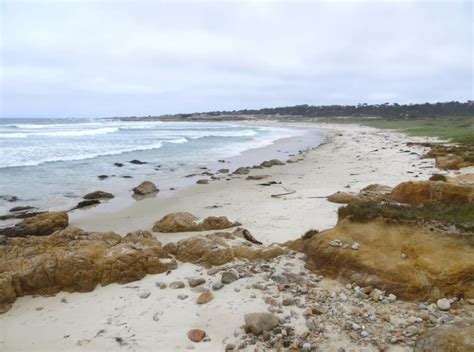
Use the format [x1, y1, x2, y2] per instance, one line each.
[171, 101, 474, 119]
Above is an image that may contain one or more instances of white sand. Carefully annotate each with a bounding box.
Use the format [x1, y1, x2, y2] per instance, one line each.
[70, 122, 438, 244]
[0, 123, 444, 351]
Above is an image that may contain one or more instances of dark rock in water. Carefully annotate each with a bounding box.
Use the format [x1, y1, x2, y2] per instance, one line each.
[0, 195, 18, 202]
[218, 160, 226, 163]
[218, 169, 229, 174]
[98, 175, 109, 180]
[121, 175, 133, 179]
[114, 162, 124, 167]
[130, 159, 147, 165]
[9, 206, 35, 213]
[133, 181, 159, 196]
[83, 191, 114, 200]
[196, 179, 209, 184]
[74, 199, 100, 209]
[0, 211, 68, 237]
[185, 173, 197, 178]
[0, 211, 46, 221]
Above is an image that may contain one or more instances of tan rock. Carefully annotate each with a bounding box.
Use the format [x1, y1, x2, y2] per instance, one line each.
[260, 159, 285, 168]
[289, 218, 474, 301]
[196, 290, 213, 304]
[0, 211, 68, 237]
[83, 191, 114, 199]
[167, 228, 286, 267]
[327, 184, 392, 204]
[390, 181, 474, 205]
[0, 227, 176, 313]
[132, 181, 159, 196]
[152, 212, 241, 233]
[187, 329, 206, 342]
[414, 318, 474, 351]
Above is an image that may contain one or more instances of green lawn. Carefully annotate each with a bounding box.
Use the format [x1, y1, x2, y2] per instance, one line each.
[357, 117, 474, 144]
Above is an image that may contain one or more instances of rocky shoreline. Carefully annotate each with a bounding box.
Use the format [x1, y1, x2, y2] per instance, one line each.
[0, 123, 472, 351]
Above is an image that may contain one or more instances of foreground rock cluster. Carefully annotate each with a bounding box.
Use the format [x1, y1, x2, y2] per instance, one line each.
[0, 227, 176, 312]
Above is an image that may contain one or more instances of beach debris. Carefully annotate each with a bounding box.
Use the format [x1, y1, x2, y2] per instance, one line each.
[83, 191, 114, 199]
[132, 181, 159, 196]
[242, 229, 262, 245]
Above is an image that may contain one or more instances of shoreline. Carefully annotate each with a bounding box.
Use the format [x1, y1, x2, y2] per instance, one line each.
[70, 121, 439, 245]
[1, 121, 469, 352]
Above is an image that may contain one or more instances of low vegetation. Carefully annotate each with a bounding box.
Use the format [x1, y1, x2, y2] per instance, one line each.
[358, 116, 474, 144]
[338, 202, 474, 232]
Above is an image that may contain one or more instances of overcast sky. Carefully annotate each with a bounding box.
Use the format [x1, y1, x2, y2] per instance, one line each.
[1, 0, 472, 118]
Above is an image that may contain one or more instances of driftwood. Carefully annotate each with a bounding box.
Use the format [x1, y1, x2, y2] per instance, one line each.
[271, 191, 296, 198]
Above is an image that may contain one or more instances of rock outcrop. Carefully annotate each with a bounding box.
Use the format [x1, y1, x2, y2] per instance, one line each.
[132, 181, 159, 196]
[390, 181, 474, 205]
[83, 191, 114, 199]
[289, 218, 474, 301]
[0, 227, 176, 313]
[414, 319, 474, 351]
[260, 159, 285, 168]
[152, 212, 241, 233]
[0, 212, 68, 237]
[327, 184, 392, 204]
[164, 228, 286, 267]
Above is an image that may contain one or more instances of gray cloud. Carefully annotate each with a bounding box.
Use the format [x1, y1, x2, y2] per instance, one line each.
[1, 0, 472, 117]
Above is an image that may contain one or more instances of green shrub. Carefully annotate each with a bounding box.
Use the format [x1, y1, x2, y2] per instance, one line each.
[429, 174, 447, 182]
[338, 202, 474, 232]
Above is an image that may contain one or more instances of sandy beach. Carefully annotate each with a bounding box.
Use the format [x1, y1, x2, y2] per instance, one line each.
[69, 122, 437, 243]
[2, 122, 460, 352]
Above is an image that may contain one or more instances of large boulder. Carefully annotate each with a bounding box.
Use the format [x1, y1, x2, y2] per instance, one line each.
[83, 191, 114, 199]
[390, 181, 474, 205]
[0, 227, 176, 313]
[289, 218, 474, 301]
[132, 181, 159, 196]
[165, 228, 286, 267]
[152, 212, 241, 233]
[414, 319, 474, 351]
[0, 211, 68, 237]
[327, 184, 392, 204]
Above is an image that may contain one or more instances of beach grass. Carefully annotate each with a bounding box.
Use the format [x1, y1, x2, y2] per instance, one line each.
[361, 117, 474, 144]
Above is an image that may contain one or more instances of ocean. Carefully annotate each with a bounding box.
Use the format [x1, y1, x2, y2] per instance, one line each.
[0, 118, 325, 216]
